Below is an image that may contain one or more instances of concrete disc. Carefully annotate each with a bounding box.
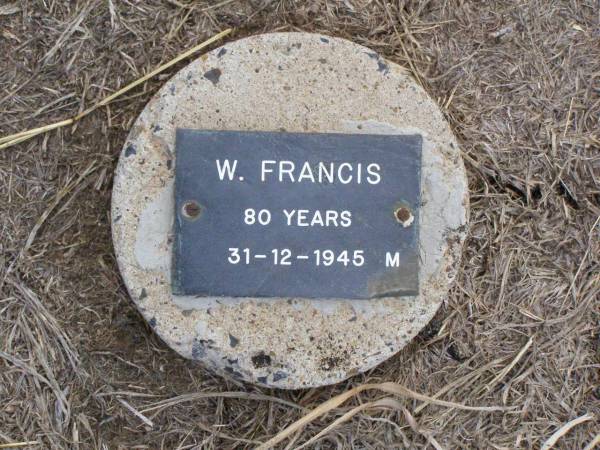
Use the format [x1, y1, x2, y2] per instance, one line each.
[111, 32, 468, 388]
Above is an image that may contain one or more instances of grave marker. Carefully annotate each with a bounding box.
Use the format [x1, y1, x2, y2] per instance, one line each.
[111, 33, 469, 388]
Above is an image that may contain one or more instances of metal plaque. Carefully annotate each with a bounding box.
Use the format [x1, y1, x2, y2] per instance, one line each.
[172, 129, 421, 299]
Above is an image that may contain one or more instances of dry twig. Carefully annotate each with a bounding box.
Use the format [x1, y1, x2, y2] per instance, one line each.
[0, 28, 232, 150]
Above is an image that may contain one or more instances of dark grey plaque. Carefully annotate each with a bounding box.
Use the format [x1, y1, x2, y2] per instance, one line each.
[172, 129, 421, 299]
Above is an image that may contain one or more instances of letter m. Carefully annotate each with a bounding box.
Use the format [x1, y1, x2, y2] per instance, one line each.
[385, 252, 400, 267]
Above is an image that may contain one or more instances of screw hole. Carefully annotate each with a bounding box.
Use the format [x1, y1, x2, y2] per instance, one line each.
[395, 207, 414, 227]
[182, 201, 201, 220]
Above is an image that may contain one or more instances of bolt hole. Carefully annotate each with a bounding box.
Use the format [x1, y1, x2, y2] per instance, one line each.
[182, 201, 201, 219]
[395, 207, 414, 227]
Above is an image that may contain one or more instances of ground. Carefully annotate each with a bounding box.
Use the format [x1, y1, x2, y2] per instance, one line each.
[0, 1, 598, 449]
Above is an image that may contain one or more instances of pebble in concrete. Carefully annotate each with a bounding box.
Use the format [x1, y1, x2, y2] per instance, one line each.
[111, 32, 469, 388]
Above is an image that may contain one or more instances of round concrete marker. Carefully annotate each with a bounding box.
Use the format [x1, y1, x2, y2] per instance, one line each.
[112, 32, 468, 388]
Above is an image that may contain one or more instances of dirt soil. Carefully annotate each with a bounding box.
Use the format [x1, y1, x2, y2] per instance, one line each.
[1, 1, 599, 449]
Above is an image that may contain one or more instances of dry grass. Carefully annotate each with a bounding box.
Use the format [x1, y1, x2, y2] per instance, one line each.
[1, 0, 599, 449]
